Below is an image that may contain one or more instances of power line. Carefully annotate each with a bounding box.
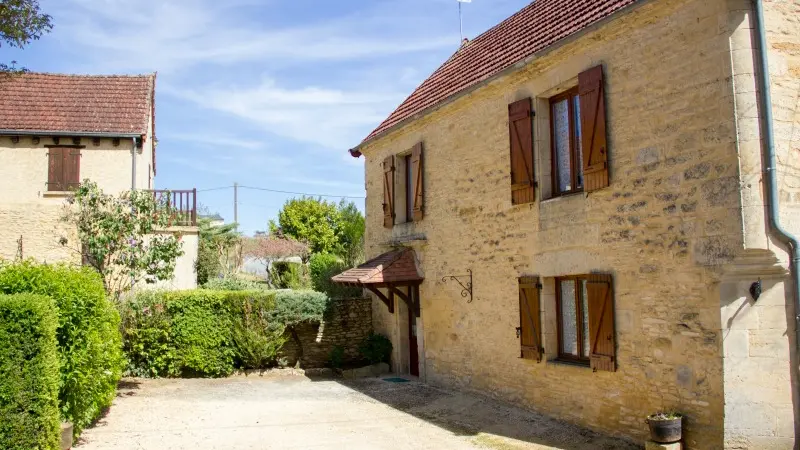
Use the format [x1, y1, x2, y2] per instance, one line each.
[239, 185, 365, 199]
[195, 184, 365, 199]
[197, 186, 234, 192]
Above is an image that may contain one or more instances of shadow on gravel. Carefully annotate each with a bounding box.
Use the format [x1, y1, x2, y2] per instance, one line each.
[334, 377, 643, 450]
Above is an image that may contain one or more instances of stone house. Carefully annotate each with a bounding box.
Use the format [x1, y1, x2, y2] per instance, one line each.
[335, 0, 800, 448]
[0, 73, 198, 289]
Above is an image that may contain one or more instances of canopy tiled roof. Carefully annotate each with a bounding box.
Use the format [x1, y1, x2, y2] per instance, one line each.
[0, 73, 156, 136]
[332, 248, 422, 286]
[360, 0, 638, 145]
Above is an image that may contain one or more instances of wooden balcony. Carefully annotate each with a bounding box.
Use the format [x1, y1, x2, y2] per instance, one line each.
[149, 189, 197, 227]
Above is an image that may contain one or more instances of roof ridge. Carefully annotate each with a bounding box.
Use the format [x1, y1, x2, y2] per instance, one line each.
[358, 0, 640, 146]
[7, 72, 156, 79]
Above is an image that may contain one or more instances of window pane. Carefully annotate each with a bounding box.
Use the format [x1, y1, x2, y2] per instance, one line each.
[581, 279, 590, 358]
[553, 99, 571, 193]
[405, 155, 413, 221]
[573, 95, 584, 189]
[559, 279, 578, 356]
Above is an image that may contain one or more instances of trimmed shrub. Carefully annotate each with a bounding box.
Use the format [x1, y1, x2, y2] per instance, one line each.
[0, 294, 60, 450]
[120, 289, 280, 377]
[359, 333, 392, 365]
[309, 253, 362, 298]
[0, 262, 123, 437]
[271, 261, 307, 289]
[202, 277, 270, 292]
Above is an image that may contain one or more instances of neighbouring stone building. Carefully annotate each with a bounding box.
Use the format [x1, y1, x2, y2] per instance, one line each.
[334, 0, 800, 448]
[0, 73, 198, 289]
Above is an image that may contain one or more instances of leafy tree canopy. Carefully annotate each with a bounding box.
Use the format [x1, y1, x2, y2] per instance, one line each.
[60, 180, 184, 298]
[269, 197, 364, 263]
[0, 0, 52, 72]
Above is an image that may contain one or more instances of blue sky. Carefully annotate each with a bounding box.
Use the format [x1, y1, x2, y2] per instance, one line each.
[9, 0, 528, 235]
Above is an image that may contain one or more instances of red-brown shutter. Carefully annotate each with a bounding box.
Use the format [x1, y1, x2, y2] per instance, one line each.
[509, 98, 535, 205]
[579, 65, 609, 192]
[382, 155, 395, 228]
[587, 273, 616, 372]
[65, 149, 81, 190]
[411, 143, 424, 222]
[47, 147, 64, 191]
[518, 277, 543, 362]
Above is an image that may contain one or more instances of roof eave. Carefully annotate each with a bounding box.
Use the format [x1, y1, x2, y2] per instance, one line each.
[350, 0, 651, 154]
[0, 129, 143, 138]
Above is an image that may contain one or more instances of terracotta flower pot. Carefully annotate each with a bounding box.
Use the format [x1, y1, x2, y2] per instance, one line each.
[646, 416, 682, 444]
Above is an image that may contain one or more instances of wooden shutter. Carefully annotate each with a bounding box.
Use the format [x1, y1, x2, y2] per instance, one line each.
[518, 277, 543, 362]
[382, 155, 395, 228]
[47, 147, 64, 191]
[587, 273, 616, 372]
[579, 65, 609, 192]
[411, 143, 424, 222]
[509, 98, 535, 205]
[65, 149, 81, 190]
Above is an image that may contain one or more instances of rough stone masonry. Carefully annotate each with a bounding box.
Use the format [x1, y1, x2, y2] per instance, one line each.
[358, 0, 800, 448]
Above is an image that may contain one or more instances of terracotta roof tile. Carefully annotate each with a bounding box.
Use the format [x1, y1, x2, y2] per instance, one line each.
[0, 73, 156, 136]
[361, 0, 638, 144]
[332, 248, 423, 286]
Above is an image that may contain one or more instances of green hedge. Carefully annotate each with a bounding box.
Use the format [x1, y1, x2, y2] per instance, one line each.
[0, 262, 123, 437]
[0, 294, 60, 450]
[120, 290, 281, 377]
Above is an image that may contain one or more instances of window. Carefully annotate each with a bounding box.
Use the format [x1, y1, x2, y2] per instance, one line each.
[550, 89, 583, 196]
[382, 143, 424, 228]
[47, 147, 81, 191]
[556, 275, 590, 363]
[404, 154, 413, 223]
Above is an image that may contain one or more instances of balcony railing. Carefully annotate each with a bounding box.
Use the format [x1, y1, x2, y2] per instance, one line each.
[149, 189, 197, 226]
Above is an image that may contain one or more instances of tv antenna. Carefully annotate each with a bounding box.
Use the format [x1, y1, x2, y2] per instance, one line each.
[458, 0, 471, 43]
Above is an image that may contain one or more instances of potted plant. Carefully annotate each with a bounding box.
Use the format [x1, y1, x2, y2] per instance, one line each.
[646, 411, 683, 444]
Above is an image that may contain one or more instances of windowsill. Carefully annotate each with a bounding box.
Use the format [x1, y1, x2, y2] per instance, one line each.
[42, 191, 74, 198]
[546, 358, 590, 369]
[540, 191, 585, 204]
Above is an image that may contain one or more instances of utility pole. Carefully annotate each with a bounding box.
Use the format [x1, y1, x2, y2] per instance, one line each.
[233, 182, 238, 230]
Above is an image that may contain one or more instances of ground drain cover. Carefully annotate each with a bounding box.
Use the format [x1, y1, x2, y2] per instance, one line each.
[383, 377, 410, 383]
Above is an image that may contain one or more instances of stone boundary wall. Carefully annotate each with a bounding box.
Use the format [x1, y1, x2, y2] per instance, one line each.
[281, 297, 372, 368]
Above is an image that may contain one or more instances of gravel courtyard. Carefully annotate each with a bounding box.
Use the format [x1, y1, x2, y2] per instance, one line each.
[77, 374, 641, 450]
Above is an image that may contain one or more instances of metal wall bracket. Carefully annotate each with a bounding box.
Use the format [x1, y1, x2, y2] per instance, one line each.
[442, 269, 473, 303]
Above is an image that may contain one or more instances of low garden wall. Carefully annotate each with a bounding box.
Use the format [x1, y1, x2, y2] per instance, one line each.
[280, 297, 372, 368]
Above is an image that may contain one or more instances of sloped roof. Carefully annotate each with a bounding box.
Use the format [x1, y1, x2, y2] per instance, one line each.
[332, 248, 422, 286]
[0, 73, 156, 136]
[360, 0, 638, 145]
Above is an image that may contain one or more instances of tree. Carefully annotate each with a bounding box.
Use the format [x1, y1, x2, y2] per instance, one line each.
[196, 217, 241, 284]
[337, 200, 365, 266]
[60, 181, 184, 298]
[269, 197, 342, 255]
[0, 0, 53, 72]
[242, 235, 308, 286]
[268, 197, 365, 263]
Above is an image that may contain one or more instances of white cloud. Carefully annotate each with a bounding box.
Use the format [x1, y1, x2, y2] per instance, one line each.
[164, 133, 266, 151]
[47, 0, 457, 73]
[168, 78, 402, 150]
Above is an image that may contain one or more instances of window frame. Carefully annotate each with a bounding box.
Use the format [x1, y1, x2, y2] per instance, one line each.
[549, 87, 583, 197]
[555, 275, 590, 365]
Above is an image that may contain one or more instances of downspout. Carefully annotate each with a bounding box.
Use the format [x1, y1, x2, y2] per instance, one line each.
[753, 0, 800, 353]
[131, 138, 137, 191]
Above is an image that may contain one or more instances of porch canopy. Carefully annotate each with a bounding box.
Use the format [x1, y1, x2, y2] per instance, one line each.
[331, 248, 423, 316]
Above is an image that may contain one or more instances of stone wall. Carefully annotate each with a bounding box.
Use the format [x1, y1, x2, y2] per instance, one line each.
[281, 297, 373, 368]
[357, 0, 799, 448]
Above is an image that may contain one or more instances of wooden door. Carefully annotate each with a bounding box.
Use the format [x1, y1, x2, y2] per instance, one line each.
[408, 287, 419, 376]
